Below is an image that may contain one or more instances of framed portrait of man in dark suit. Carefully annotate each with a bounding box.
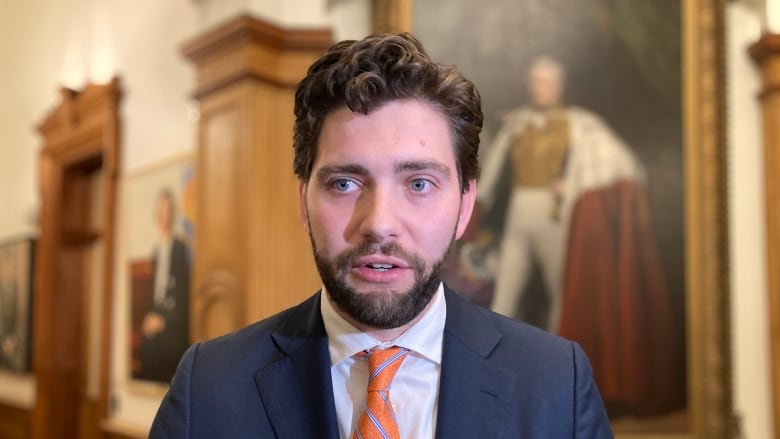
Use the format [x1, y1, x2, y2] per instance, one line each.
[125, 156, 196, 385]
[373, 0, 730, 437]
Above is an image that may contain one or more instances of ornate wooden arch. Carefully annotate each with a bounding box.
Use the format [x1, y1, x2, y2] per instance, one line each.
[33, 77, 121, 439]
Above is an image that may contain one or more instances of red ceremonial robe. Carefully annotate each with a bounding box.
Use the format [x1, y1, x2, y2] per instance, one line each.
[557, 180, 684, 416]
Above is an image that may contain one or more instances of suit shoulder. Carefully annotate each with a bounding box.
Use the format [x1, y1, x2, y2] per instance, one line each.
[445, 289, 574, 358]
[190, 293, 321, 371]
[487, 307, 572, 350]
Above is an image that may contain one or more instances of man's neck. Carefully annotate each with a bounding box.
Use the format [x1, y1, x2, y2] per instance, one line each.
[158, 232, 173, 245]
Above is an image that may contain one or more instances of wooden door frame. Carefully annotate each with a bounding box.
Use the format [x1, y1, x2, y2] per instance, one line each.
[32, 78, 121, 439]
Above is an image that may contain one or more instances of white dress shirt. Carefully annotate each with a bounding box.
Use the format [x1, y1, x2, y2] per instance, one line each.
[321, 284, 446, 439]
[152, 237, 172, 306]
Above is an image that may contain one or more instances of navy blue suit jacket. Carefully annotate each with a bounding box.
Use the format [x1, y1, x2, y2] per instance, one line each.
[149, 288, 612, 438]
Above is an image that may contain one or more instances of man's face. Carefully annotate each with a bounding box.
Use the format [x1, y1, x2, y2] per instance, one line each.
[529, 67, 563, 109]
[299, 99, 476, 330]
[157, 197, 173, 236]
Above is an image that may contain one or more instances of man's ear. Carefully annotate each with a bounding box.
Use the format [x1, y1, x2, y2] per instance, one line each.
[298, 180, 310, 233]
[455, 179, 477, 240]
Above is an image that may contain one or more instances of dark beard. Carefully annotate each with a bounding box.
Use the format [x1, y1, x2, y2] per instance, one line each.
[312, 239, 447, 330]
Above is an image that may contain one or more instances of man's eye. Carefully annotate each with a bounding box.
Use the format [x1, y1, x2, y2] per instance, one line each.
[410, 178, 432, 193]
[331, 179, 357, 193]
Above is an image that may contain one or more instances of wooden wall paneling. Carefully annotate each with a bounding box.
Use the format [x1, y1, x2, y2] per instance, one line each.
[182, 15, 332, 342]
[247, 83, 320, 316]
[34, 78, 121, 439]
[194, 85, 247, 338]
[749, 33, 780, 439]
[371, 0, 412, 34]
[0, 401, 32, 439]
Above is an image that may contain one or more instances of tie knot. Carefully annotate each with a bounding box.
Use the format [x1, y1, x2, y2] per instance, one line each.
[365, 346, 409, 391]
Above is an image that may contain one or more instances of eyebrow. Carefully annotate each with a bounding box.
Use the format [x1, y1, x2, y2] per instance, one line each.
[394, 160, 452, 179]
[315, 164, 369, 181]
[315, 160, 452, 181]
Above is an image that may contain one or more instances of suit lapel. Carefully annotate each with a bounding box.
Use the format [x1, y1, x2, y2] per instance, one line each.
[435, 289, 517, 439]
[254, 293, 340, 439]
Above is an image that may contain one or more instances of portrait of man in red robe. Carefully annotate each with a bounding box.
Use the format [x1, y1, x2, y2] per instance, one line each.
[416, 0, 688, 428]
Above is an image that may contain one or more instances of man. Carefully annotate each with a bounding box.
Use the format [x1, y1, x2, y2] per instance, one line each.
[150, 34, 612, 438]
[137, 189, 191, 382]
[476, 56, 641, 332]
[477, 56, 680, 416]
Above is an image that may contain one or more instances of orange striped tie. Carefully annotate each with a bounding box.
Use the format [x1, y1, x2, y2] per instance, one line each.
[353, 346, 410, 439]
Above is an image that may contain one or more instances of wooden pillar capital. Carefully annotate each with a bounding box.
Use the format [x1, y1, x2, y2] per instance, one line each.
[750, 33, 780, 99]
[182, 14, 333, 99]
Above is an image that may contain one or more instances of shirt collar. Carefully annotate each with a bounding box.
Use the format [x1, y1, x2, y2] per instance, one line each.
[321, 283, 446, 366]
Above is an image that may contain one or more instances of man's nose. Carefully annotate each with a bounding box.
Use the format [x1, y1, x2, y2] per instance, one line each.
[357, 187, 400, 242]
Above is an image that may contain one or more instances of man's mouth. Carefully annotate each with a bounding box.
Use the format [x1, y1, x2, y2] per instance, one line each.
[354, 256, 408, 269]
[367, 263, 395, 272]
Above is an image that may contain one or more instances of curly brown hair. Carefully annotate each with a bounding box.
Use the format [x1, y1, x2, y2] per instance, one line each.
[293, 33, 482, 193]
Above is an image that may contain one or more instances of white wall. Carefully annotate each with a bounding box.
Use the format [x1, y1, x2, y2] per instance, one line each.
[769, 0, 780, 30]
[728, 2, 774, 439]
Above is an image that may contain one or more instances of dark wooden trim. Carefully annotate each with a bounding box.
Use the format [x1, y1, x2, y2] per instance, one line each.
[0, 401, 32, 439]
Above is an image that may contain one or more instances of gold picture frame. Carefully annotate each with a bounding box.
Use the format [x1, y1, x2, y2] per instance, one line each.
[373, 0, 732, 437]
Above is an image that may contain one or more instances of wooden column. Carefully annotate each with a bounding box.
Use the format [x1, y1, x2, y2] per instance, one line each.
[750, 33, 780, 439]
[372, 0, 412, 33]
[182, 15, 331, 342]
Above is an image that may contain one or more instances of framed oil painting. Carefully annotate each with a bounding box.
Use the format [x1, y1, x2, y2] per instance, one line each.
[125, 156, 196, 385]
[0, 237, 35, 373]
[374, 0, 731, 437]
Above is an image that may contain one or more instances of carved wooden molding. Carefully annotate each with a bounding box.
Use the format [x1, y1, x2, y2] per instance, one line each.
[749, 31, 780, 439]
[182, 14, 333, 98]
[38, 78, 121, 173]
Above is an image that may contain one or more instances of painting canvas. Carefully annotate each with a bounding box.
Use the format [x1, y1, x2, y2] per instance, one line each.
[0, 237, 35, 373]
[407, 0, 688, 433]
[126, 156, 196, 384]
